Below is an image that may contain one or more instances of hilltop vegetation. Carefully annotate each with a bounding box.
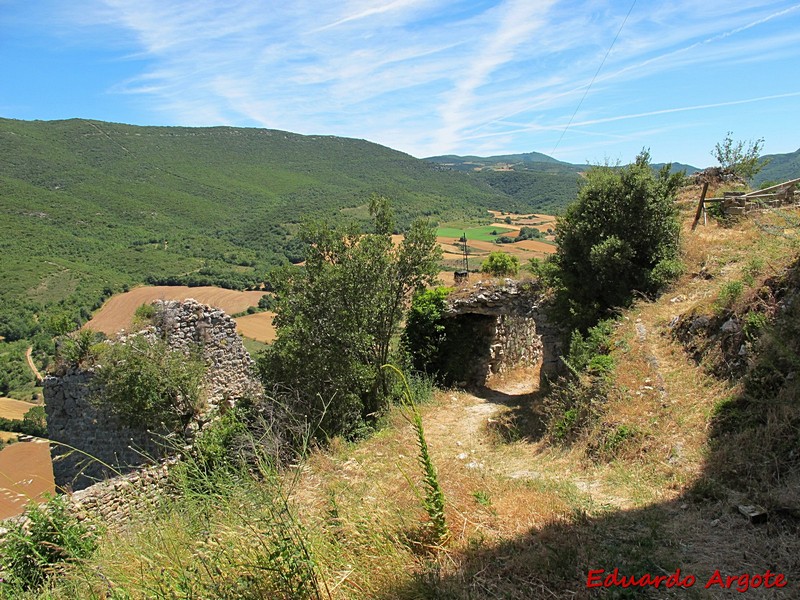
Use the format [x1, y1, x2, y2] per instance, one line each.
[426, 150, 702, 215]
[753, 147, 800, 187]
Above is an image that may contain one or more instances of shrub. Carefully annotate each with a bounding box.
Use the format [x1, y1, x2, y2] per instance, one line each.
[401, 287, 452, 376]
[544, 375, 610, 443]
[132, 302, 156, 325]
[56, 329, 105, 370]
[0, 495, 98, 592]
[259, 197, 441, 440]
[712, 132, 768, 180]
[566, 320, 615, 373]
[481, 251, 519, 277]
[93, 336, 207, 431]
[552, 150, 683, 329]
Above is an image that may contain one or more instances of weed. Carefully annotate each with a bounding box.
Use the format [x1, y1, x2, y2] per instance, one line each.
[588, 423, 639, 461]
[742, 310, 768, 341]
[544, 374, 610, 443]
[472, 491, 492, 507]
[714, 280, 744, 313]
[742, 257, 765, 286]
[385, 365, 449, 547]
[0, 495, 99, 593]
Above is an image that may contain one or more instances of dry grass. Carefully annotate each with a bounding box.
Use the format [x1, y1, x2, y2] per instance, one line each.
[0, 440, 55, 520]
[234, 311, 277, 343]
[0, 397, 38, 421]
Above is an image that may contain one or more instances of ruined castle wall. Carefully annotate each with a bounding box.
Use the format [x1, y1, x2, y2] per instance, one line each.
[490, 314, 542, 375]
[44, 369, 167, 491]
[45, 299, 263, 491]
[442, 279, 565, 387]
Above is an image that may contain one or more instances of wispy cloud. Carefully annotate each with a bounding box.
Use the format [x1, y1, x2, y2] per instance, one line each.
[33, 0, 800, 163]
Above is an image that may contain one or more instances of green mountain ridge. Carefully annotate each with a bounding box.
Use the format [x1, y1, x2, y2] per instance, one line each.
[753, 147, 800, 186]
[0, 117, 550, 340]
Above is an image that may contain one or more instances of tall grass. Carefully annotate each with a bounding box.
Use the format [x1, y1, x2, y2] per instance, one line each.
[17, 408, 329, 600]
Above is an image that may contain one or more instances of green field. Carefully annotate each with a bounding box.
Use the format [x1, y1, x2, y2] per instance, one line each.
[436, 225, 515, 242]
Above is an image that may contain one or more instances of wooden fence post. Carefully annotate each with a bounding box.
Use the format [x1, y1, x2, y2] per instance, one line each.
[691, 182, 710, 231]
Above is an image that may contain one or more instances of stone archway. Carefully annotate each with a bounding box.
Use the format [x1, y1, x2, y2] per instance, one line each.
[440, 279, 564, 387]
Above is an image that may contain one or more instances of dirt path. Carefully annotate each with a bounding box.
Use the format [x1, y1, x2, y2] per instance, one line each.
[419, 368, 636, 510]
[25, 347, 43, 384]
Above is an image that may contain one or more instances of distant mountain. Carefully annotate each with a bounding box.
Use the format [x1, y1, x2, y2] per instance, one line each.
[752, 148, 800, 187]
[654, 162, 701, 175]
[425, 152, 701, 214]
[426, 151, 569, 170]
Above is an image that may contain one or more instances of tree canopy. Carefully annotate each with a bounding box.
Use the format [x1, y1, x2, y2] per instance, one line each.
[712, 132, 768, 180]
[550, 150, 683, 329]
[258, 197, 442, 439]
[481, 251, 520, 277]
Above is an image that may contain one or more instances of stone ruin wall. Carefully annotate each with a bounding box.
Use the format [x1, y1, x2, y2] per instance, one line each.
[490, 314, 542, 376]
[0, 460, 176, 539]
[443, 279, 564, 387]
[44, 299, 262, 491]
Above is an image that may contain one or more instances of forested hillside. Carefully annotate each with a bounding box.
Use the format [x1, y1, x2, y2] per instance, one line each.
[0, 118, 518, 341]
[426, 151, 701, 214]
[754, 147, 800, 186]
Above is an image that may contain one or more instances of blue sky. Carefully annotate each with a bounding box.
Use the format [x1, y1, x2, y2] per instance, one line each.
[2, 0, 799, 166]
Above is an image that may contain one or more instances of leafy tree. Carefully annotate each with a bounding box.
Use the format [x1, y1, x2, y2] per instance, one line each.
[551, 150, 683, 329]
[481, 251, 520, 277]
[401, 287, 452, 376]
[712, 131, 768, 180]
[259, 197, 441, 439]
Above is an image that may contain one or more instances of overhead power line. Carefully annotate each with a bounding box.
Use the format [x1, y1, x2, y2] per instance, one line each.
[551, 0, 637, 156]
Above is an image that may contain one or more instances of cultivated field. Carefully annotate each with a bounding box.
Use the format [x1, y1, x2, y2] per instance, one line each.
[234, 311, 277, 344]
[0, 440, 55, 520]
[436, 211, 557, 270]
[0, 397, 38, 420]
[86, 286, 267, 336]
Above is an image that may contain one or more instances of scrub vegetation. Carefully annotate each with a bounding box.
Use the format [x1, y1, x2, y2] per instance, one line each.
[3, 131, 799, 598]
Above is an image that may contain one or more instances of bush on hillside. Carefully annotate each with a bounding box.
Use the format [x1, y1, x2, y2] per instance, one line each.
[92, 336, 207, 431]
[258, 197, 442, 440]
[401, 287, 452, 378]
[481, 251, 520, 277]
[550, 150, 683, 329]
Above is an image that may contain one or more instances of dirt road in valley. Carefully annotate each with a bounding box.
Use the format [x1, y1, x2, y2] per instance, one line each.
[25, 347, 43, 384]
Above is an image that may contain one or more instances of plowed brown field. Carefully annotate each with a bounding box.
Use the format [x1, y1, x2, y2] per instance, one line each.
[0, 397, 38, 420]
[512, 239, 557, 253]
[0, 440, 55, 519]
[234, 311, 277, 343]
[86, 286, 266, 336]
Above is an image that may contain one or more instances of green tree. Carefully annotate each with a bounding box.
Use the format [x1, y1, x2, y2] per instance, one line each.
[259, 197, 441, 439]
[402, 287, 452, 376]
[481, 251, 520, 277]
[712, 131, 768, 180]
[552, 150, 683, 329]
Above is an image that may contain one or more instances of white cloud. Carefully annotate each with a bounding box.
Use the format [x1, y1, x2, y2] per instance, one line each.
[39, 0, 800, 161]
